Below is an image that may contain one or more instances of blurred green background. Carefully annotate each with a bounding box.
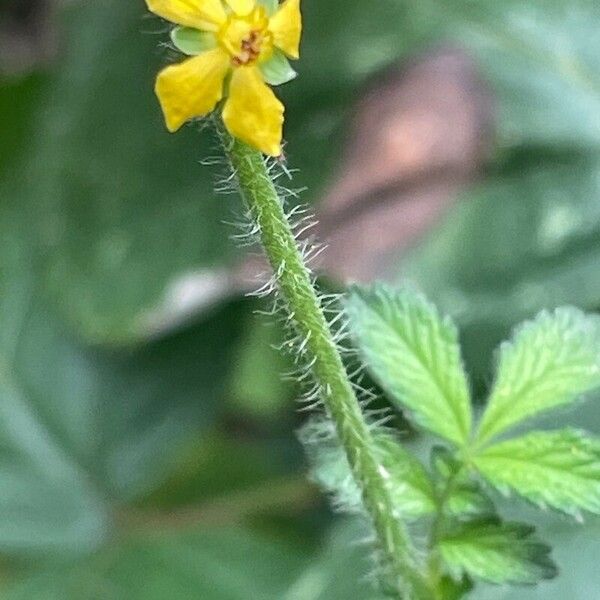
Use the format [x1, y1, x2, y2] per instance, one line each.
[1, 0, 600, 597]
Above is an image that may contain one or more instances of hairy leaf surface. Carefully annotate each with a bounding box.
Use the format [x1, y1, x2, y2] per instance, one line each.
[473, 429, 600, 516]
[347, 286, 472, 446]
[440, 520, 556, 585]
[477, 308, 600, 443]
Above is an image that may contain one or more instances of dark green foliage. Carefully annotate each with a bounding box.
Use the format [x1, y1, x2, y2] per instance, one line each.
[440, 520, 557, 585]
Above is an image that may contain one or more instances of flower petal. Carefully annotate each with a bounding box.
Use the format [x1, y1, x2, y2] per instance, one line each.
[145, 0, 226, 31]
[225, 0, 255, 16]
[222, 67, 284, 156]
[268, 0, 301, 59]
[155, 49, 230, 132]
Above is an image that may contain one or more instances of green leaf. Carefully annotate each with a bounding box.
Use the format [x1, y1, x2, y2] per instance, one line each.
[259, 50, 298, 86]
[3, 527, 308, 600]
[0, 228, 243, 554]
[0, 306, 243, 554]
[3, 522, 389, 600]
[473, 429, 600, 516]
[346, 286, 472, 446]
[477, 308, 600, 444]
[452, 2, 600, 151]
[477, 518, 600, 599]
[110, 527, 308, 600]
[440, 519, 557, 585]
[170, 26, 217, 55]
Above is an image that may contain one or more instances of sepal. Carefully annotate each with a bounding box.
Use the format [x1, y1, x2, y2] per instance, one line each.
[170, 26, 217, 56]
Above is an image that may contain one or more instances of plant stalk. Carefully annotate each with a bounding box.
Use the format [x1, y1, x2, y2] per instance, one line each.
[426, 466, 465, 594]
[216, 122, 433, 599]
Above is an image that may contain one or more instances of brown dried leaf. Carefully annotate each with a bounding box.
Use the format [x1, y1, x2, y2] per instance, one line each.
[316, 47, 493, 282]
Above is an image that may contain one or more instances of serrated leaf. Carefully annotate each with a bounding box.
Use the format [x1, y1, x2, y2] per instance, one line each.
[299, 419, 436, 519]
[346, 286, 472, 446]
[170, 26, 216, 55]
[473, 429, 600, 516]
[259, 49, 298, 86]
[478, 519, 600, 600]
[440, 519, 557, 585]
[477, 308, 600, 443]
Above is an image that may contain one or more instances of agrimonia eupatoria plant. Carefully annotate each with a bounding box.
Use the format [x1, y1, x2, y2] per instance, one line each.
[145, 1, 600, 597]
[336, 287, 600, 595]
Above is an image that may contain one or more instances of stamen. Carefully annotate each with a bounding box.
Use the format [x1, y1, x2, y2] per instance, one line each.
[232, 30, 263, 66]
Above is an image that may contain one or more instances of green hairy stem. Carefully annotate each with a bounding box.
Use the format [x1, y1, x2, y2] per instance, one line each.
[216, 122, 433, 599]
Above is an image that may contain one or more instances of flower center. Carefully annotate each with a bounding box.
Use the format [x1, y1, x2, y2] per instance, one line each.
[233, 29, 263, 66]
[218, 7, 272, 67]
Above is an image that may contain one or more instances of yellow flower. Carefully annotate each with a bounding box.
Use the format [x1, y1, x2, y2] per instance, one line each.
[146, 0, 302, 156]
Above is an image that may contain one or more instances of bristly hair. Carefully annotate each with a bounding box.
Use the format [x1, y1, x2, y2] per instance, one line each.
[211, 131, 407, 595]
